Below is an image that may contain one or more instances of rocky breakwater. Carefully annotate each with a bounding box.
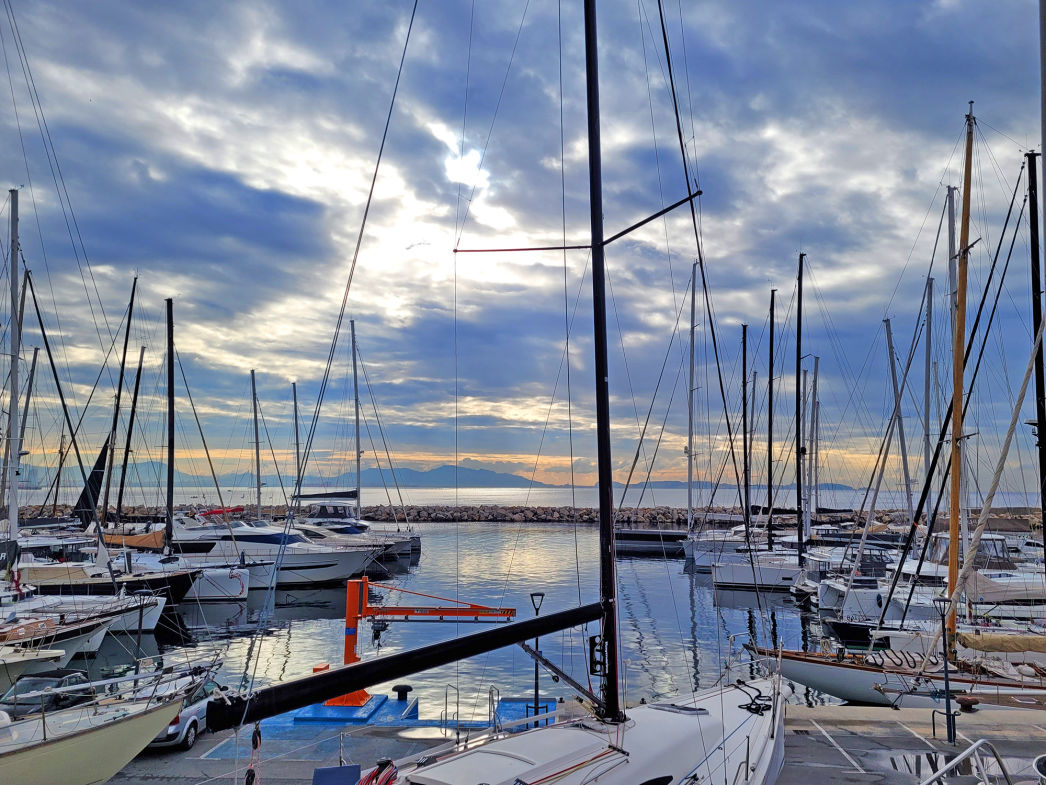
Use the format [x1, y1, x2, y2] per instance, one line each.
[360, 504, 723, 527]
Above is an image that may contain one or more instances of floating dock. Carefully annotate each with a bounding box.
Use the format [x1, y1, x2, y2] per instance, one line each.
[113, 698, 1046, 784]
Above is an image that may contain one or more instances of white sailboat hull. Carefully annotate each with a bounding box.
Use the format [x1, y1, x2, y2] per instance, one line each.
[0, 698, 180, 785]
[0, 647, 64, 693]
[392, 678, 788, 785]
[185, 567, 250, 600]
[712, 560, 802, 592]
[777, 648, 1046, 708]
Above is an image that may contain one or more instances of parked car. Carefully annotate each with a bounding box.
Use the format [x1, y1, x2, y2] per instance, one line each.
[149, 678, 225, 750]
[0, 669, 94, 719]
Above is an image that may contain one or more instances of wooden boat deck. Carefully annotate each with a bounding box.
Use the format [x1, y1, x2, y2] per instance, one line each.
[112, 702, 1046, 784]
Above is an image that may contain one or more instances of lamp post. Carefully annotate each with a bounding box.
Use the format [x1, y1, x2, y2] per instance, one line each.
[933, 595, 956, 744]
[530, 591, 545, 728]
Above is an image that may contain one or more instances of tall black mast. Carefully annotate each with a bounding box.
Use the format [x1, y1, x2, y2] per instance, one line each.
[795, 253, 805, 563]
[100, 276, 137, 525]
[767, 289, 776, 550]
[165, 299, 175, 551]
[116, 347, 145, 520]
[583, 0, 621, 723]
[1027, 151, 1046, 560]
[292, 382, 302, 488]
[741, 325, 750, 533]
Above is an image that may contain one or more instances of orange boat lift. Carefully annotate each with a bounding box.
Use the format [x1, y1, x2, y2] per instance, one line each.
[321, 577, 515, 708]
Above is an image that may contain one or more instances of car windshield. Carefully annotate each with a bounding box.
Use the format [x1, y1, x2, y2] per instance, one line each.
[1, 677, 60, 702]
[188, 681, 219, 704]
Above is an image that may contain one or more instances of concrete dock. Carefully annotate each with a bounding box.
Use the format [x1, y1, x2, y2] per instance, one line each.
[114, 703, 1046, 784]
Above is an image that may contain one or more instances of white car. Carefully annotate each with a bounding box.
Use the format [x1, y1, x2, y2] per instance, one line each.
[149, 679, 224, 750]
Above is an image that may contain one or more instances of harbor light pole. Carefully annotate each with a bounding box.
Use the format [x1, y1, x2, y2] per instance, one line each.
[933, 595, 956, 744]
[530, 591, 545, 727]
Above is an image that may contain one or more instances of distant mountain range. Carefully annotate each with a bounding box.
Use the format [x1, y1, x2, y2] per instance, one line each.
[19, 459, 854, 492]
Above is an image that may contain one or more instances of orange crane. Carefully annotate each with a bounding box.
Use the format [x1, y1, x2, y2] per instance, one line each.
[325, 576, 515, 707]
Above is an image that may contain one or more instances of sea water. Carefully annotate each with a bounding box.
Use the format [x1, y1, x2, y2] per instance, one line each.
[89, 521, 831, 722]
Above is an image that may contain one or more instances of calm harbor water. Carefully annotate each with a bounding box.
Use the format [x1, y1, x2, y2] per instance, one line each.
[84, 521, 831, 723]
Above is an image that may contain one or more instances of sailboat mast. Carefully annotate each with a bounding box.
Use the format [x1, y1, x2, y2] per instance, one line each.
[165, 298, 175, 549]
[924, 277, 934, 516]
[293, 382, 302, 490]
[53, 428, 64, 517]
[19, 348, 37, 459]
[687, 262, 696, 531]
[7, 189, 18, 541]
[795, 252, 805, 563]
[252, 369, 262, 522]
[351, 319, 361, 520]
[582, 0, 621, 723]
[116, 346, 145, 520]
[808, 356, 819, 522]
[948, 105, 975, 636]
[1026, 151, 1046, 557]
[741, 325, 750, 533]
[101, 277, 137, 526]
[767, 288, 775, 550]
[885, 319, 914, 525]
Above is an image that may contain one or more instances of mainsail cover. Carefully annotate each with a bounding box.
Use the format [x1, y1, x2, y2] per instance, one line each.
[956, 630, 1046, 654]
[72, 436, 110, 527]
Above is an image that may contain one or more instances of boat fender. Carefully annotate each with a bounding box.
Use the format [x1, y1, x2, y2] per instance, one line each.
[244, 770, 255, 785]
[252, 724, 262, 750]
[876, 593, 883, 608]
[1018, 664, 1037, 678]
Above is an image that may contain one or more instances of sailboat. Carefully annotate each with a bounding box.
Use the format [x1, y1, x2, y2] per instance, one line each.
[293, 320, 420, 564]
[206, 3, 789, 783]
[757, 108, 1046, 708]
[711, 257, 824, 594]
[0, 188, 185, 785]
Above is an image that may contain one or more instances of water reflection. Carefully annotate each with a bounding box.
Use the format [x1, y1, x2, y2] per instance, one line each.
[72, 522, 833, 718]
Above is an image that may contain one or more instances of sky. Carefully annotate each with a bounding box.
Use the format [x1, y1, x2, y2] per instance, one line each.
[0, 0, 1042, 503]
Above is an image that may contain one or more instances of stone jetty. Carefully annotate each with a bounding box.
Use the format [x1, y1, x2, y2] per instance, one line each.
[21, 503, 1041, 531]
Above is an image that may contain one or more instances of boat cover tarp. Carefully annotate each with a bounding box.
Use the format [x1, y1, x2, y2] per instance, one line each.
[293, 490, 358, 500]
[955, 631, 1046, 653]
[105, 529, 166, 551]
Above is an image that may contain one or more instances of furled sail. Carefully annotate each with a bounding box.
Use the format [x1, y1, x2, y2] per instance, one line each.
[72, 436, 110, 527]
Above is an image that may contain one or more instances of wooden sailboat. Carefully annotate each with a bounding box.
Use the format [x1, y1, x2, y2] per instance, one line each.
[207, 4, 789, 783]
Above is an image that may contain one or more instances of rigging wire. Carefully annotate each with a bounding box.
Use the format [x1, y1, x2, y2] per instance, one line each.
[295, 0, 418, 502]
[2, 0, 115, 361]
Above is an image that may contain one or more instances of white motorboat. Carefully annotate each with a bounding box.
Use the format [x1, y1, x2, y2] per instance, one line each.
[125, 551, 251, 601]
[129, 515, 382, 587]
[711, 549, 830, 592]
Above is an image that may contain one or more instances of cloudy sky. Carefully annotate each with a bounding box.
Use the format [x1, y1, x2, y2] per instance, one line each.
[0, 0, 1041, 502]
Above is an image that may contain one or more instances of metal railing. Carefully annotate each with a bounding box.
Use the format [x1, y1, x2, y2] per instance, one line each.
[916, 739, 1015, 785]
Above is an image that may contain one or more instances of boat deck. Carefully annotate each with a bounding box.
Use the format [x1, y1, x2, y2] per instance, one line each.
[113, 701, 1046, 784]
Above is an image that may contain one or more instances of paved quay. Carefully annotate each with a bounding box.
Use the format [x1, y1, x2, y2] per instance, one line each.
[113, 701, 1046, 784]
[779, 705, 1045, 784]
